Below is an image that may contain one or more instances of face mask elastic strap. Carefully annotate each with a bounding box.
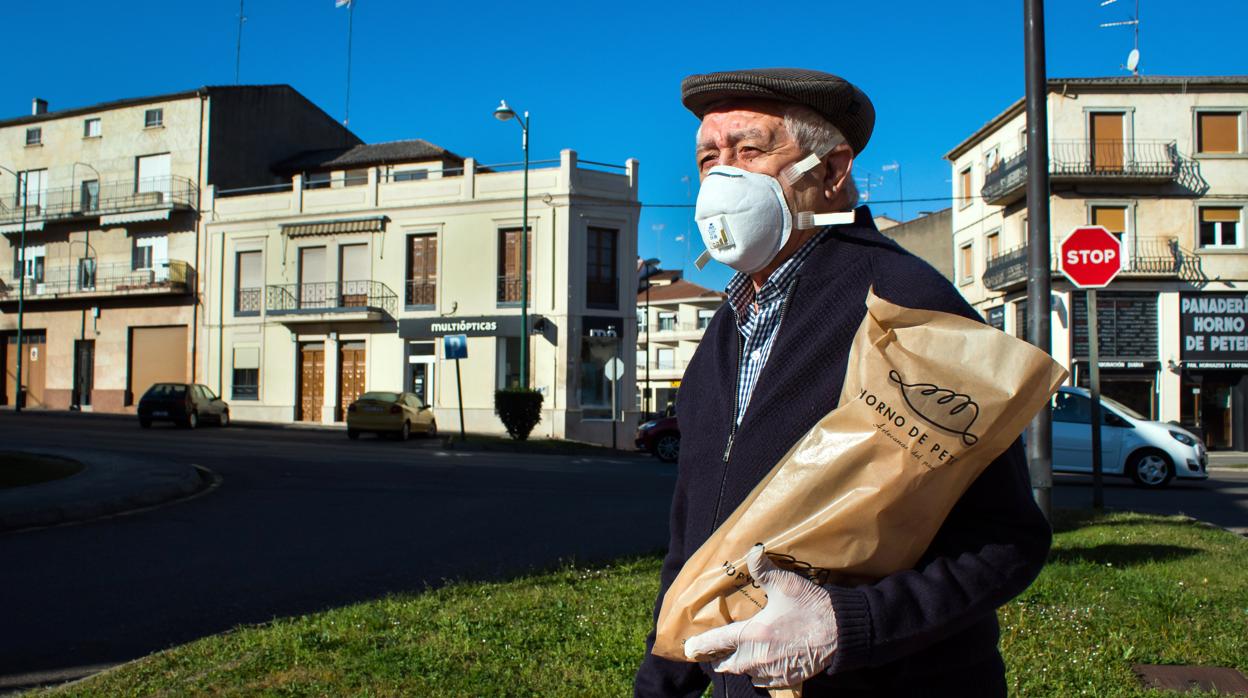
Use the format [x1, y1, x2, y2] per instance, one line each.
[694, 249, 714, 270]
[795, 210, 857, 230]
[779, 152, 823, 186]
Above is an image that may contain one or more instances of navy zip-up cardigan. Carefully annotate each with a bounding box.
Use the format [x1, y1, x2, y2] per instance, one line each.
[634, 208, 1052, 698]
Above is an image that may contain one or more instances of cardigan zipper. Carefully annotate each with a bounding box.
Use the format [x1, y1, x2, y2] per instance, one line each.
[709, 277, 800, 531]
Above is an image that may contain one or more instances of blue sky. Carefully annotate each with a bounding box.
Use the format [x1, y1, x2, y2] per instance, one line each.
[6, 0, 1246, 291]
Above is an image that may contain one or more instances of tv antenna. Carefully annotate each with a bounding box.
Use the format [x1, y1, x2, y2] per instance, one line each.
[1099, 0, 1140, 76]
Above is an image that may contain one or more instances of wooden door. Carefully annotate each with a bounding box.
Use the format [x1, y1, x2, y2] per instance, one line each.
[1090, 112, 1124, 172]
[338, 342, 366, 421]
[4, 333, 47, 407]
[298, 343, 324, 422]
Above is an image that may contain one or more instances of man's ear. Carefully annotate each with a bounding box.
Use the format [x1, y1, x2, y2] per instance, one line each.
[821, 144, 855, 205]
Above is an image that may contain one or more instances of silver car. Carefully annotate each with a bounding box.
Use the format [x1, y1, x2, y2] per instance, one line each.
[1051, 386, 1208, 489]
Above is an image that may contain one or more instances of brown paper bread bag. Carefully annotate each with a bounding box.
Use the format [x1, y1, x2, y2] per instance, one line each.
[652, 289, 1068, 676]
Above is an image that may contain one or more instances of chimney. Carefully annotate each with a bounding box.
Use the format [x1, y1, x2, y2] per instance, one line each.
[32, 98, 48, 115]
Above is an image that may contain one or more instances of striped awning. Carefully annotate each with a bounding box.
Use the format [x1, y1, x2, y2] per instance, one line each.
[100, 209, 170, 225]
[0, 221, 44, 234]
[281, 216, 387, 238]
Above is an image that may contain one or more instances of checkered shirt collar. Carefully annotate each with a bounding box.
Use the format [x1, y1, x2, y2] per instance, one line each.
[725, 230, 826, 319]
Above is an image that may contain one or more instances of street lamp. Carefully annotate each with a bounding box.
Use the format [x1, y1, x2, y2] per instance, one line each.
[493, 99, 531, 390]
[638, 257, 661, 417]
[0, 164, 30, 412]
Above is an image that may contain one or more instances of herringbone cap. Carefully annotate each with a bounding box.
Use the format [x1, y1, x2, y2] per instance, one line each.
[681, 68, 875, 154]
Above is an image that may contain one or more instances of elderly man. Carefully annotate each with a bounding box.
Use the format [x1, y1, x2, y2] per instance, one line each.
[634, 68, 1051, 697]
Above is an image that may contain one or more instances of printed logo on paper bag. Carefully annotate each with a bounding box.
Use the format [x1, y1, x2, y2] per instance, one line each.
[888, 370, 980, 446]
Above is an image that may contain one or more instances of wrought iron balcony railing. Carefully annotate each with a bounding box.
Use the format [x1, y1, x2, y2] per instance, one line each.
[496, 274, 531, 304]
[0, 175, 198, 226]
[406, 280, 436, 306]
[265, 280, 397, 315]
[981, 237, 1204, 291]
[0, 259, 192, 299]
[981, 140, 1183, 205]
[235, 287, 262, 315]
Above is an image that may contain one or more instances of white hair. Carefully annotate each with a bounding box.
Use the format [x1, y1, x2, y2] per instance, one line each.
[782, 104, 847, 159]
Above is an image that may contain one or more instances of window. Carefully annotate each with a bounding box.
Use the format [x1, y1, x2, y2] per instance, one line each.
[132, 235, 168, 273]
[579, 329, 619, 418]
[80, 180, 99, 212]
[697, 309, 715, 329]
[232, 346, 260, 400]
[658, 311, 677, 331]
[985, 230, 1001, 263]
[657, 348, 676, 369]
[984, 146, 1000, 173]
[84, 118, 101, 138]
[406, 234, 437, 306]
[77, 258, 96, 290]
[1089, 112, 1125, 172]
[25, 127, 41, 146]
[136, 153, 171, 199]
[496, 227, 530, 304]
[1051, 392, 1091, 424]
[1091, 205, 1128, 241]
[16, 169, 47, 212]
[304, 171, 331, 189]
[958, 167, 972, 209]
[344, 168, 368, 186]
[1199, 207, 1241, 248]
[636, 349, 646, 370]
[132, 242, 153, 271]
[235, 250, 263, 315]
[586, 227, 618, 309]
[14, 244, 45, 282]
[1196, 112, 1240, 154]
[144, 108, 163, 128]
[1020, 216, 1029, 247]
[393, 169, 428, 182]
[958, 242, 974, 285]
[636, 308, 647, 331]
[497, 336, 522, 390]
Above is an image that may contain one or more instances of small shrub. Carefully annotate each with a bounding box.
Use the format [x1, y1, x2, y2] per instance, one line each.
[494, 389, 544, 440]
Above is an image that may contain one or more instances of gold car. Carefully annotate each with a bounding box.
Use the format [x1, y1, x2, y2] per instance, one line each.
[346, 391, 437, 440]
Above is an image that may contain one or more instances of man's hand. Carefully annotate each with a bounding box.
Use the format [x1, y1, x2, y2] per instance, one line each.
[683, 545, 839, 689]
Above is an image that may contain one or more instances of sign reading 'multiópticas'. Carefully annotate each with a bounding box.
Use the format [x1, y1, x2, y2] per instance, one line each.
[1180, 292, 1248, 368]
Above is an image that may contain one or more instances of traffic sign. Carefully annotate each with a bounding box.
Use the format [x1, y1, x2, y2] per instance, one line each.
[1059, 226, 1124, 288]
[443, 334, 468, 360]
[605, 357, 625, 381]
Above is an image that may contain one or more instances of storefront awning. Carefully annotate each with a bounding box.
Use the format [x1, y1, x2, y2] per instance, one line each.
[0, 221, 45, 234]
[100, 209, 171, 225]
[281, 216, 387, 238]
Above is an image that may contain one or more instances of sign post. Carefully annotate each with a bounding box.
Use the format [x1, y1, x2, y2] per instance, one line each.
[443, 334, 468, 442]
[606, 356, 624, 451]
[1059, 225, 1124, 509]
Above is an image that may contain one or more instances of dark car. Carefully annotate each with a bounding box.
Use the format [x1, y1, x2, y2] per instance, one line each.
[636, 414, 680, 462]
[138, 383, 229, 429]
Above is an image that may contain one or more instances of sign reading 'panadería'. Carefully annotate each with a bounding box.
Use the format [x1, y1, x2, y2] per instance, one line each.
[1180, 292, 1248, 368]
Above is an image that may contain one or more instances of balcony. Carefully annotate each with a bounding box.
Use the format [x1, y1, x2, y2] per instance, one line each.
[496, 275, 531, 305]
[406, 280, 436, 307]
[981, 237, 1204, 291]
[0, 259, 193, 302]
[981, 141, 1183, 206]
[0, 176, 198, 229]
[265, 280, 397, 322]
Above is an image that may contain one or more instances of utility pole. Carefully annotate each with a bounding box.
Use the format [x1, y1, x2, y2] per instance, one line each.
[1024, 0, 1055, 520]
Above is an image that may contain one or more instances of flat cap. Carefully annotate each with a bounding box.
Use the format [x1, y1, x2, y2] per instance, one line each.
[681, 68, 875, 154]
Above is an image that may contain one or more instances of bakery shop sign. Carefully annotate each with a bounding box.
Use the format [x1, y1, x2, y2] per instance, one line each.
[1180, 292, 1248, 369]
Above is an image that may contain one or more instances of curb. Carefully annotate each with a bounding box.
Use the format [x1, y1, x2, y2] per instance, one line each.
[0, 454, 215, 534]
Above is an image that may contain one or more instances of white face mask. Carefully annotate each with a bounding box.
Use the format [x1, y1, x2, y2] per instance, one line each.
[693, 155, 855, 273]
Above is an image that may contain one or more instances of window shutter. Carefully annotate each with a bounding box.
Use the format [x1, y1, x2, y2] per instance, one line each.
[1198, 113, 1239, 153]
[1201, 207, 1240, 223]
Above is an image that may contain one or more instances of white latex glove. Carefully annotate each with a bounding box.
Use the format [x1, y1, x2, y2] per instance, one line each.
[683, 544, 839, 689]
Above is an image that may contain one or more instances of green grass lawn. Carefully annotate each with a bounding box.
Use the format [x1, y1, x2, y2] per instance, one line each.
[0, 452, 84, 489]
[36, 511, 1248, 697]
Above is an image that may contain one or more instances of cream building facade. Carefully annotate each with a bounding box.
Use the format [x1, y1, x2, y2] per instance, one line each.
[203, 145, 640, 445]
[946, 76, 1248, 451]
[0, 86, 357, 411]
[635, 268, 725, 416]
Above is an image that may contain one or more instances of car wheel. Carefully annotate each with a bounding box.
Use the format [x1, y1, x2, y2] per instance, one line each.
[186, 411, 198, 430]
[399, 421, 411, 441]
[654, 433, 680, 463]
[427, 420, 438, 438]
[219, 410, 230, 428]
[1128, 449, 1174, 489]
[139, 418, 152, 429]
[347, 429, 360, 440]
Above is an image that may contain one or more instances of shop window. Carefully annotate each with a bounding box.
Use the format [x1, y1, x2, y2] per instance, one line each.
[497, 336, 522, 390]
[579, 329, 619, 419]
[496, 227, 531, 304]
[406, 233, 437, 306]
[1199, 207, 1241, 249]
[1196, 112, 1241, 154]
[586, 227, 618, 309]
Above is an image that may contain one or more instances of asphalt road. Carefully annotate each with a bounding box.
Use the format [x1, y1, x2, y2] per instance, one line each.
[0, 412, 677, 690]
[2, 413, 1246, 691]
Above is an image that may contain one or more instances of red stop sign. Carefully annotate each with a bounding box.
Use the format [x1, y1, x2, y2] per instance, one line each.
[1059, 226, 1124, 288]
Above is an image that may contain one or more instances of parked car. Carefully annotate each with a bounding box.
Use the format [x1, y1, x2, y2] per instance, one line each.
[636, 414, 680, 463]
[138, 383, 229, 429]
[346, 391, 437, 440]
[1050, 386, 1207, 489]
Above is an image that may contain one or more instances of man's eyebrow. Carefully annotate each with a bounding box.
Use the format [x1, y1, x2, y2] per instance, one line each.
[696, 127, 774, 151]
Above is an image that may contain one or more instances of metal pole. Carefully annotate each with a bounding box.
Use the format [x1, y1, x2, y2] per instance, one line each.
[14, 172, 29, 412]
[520, 112, 530, 390]
[645, 281, 651, 417]
[455, 356, 466, 442]
[343, 0, 354, 126]
[1087, 290, 1105, 508]
[235, 0, 245, 84]
[1023, 0, 1054, 520]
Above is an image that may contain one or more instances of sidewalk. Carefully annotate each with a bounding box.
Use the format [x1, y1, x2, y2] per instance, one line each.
[1208, 451, 1248, 469]
[0, 448, 211, 533]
